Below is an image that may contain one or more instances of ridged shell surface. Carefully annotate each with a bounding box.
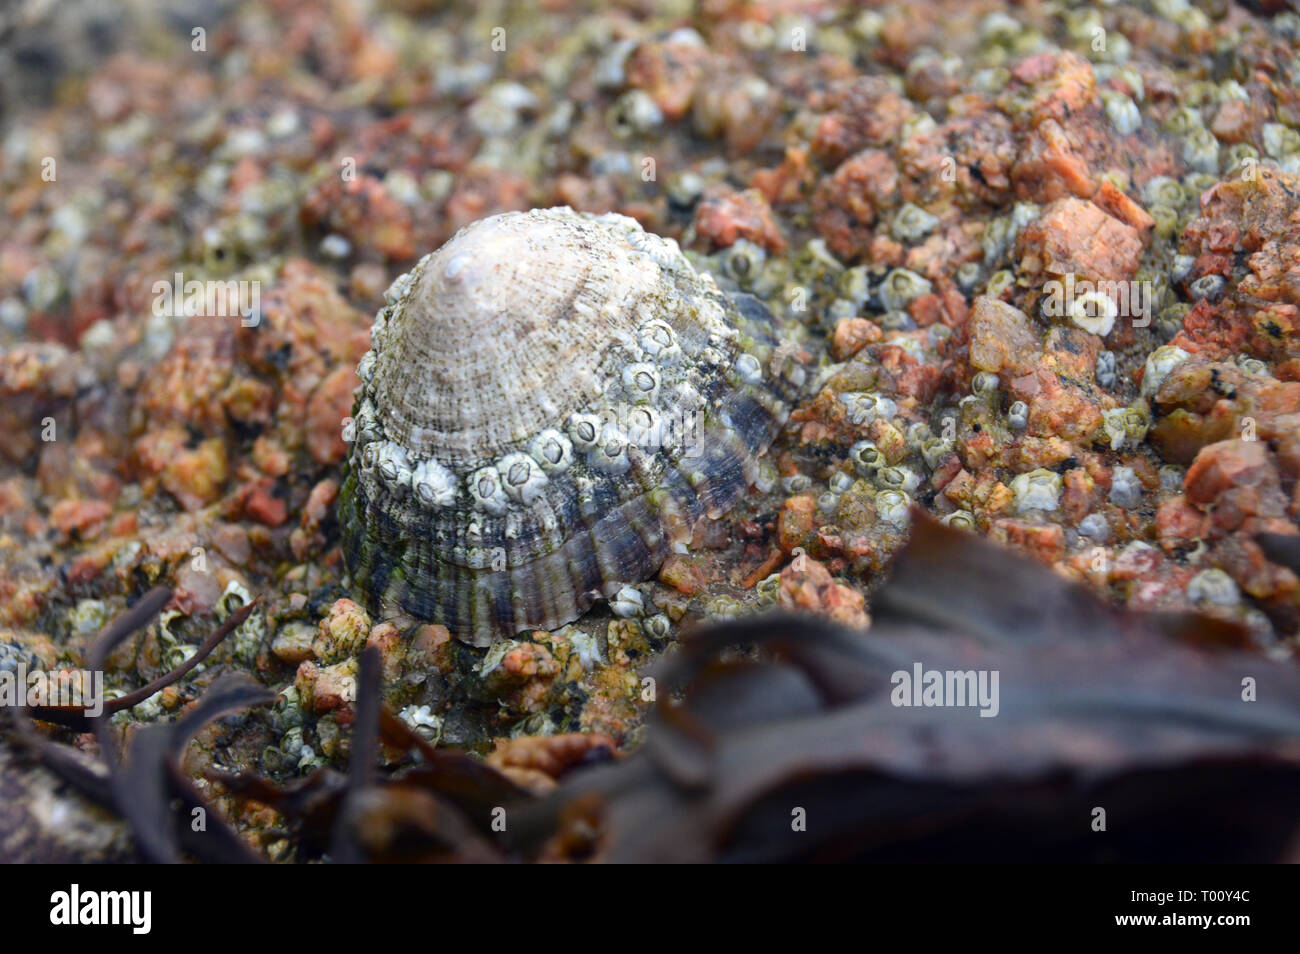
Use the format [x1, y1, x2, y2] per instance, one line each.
[339, 207, 795, 645]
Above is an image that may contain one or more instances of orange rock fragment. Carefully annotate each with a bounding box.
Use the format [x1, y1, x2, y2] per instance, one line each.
[1017, 197, 1143, 286]
[831, 317, 882, 361]
[969, 297, 1041, 376]
[693, 186, 786, 253]
[1092, 179, 1155, 243]
[778, 554, 868, 628]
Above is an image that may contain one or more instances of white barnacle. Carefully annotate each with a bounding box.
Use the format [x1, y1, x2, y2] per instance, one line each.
[383, 270, 412, 305]
[877, 465, 919, 494]
[375, 441, 413, 489]
[878, 267, 931, 310]
[839, 391, 880, 426]
[443, 251, 472, 281]
[609, 585, 645, 618]
[644, 613, 671, 638]
[369, 310, 389, 348]
[779, 473, 810, 495]
[1010, 468, 1062, 514]
[1102, 90, 1141, 135]
[1101, 408, 1130, 451]
[353, 400, 381, 444]
[1096, 350, 1119, 390]
[589, 424, 631, 474]
[622, 362, 660, 402]
[893, 336, 925, 363]
[467, 466, 508, 514]
[921, 437, 955, 471]
[637, 318, 680, 360]
[672, 380, 703, 412]
[1078, 512, 1111, 542]
[567, 412, 604, 451]
[941, 509, 976, 531]
[972, 371, 1000, 395]
[1141, 345, 1191, 397]
[498, 452, 548, 504]
[530, 496, 560, 533]
[399, 704, 443, 743]
[567, 628, 603, 670]
[734, 352, 763, 384]
[1109, 465, 1142, 510]
[624, 405, 663, 449]
[695, 298, 729, 334]
[699, 345, 726, 369]
[356, 349, 377, 385]
[876, 490, 911, 528]
[849, 439, 884, 476]
[528, 428, 573, 474]
[410, 458, 458, 507]
[1186, 568, 1239, 606]
[828, 470, 854, 494]
[1068, 291, 1118, 337]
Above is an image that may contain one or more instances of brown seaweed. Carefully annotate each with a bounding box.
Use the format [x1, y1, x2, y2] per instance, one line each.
[507, 514, 1300, 862]
[8, 587, 274, 862]
[14, 513, 1300, 862]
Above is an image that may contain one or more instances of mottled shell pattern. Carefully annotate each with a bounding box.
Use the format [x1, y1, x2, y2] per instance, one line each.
[339, 207, 796, 645]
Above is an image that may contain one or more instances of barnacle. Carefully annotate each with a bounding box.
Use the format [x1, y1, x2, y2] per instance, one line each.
[1141, 345, 1191, 397]
[890, 203, 939, 243]
[972, 371, 1000, 395]
[1186, 568, 1240, 607]
[838, 265, 872, 307]
[1102, 90, 1142, 134]
[720, 239, 766, 286]
[1010, 469, 1062, 514]
[1109, 466, 1143, 510]
[607, 89, 663, 138]
[877, 268, 932, 311]
[875, 489, 911, 528]
[1262, 122, 1300, 159]
[1067, 290, 1118, 337]
[1143, 177, 1187, 208]
[876, 465, 919, 494]
[849, 439, 884, 476]
[941, 509, 976, 531]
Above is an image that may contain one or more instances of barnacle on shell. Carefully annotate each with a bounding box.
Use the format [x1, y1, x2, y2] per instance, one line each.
[338, 207, 798, 645]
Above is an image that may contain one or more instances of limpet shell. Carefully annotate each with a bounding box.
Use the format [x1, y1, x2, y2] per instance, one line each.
[339, 207, 796, 645]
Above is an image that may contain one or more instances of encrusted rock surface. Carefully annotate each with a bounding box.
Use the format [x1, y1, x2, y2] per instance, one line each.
[1, 0, 1298, 860]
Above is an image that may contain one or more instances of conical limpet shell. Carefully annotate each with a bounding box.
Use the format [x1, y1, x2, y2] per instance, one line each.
[339, 207, 796, 645]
